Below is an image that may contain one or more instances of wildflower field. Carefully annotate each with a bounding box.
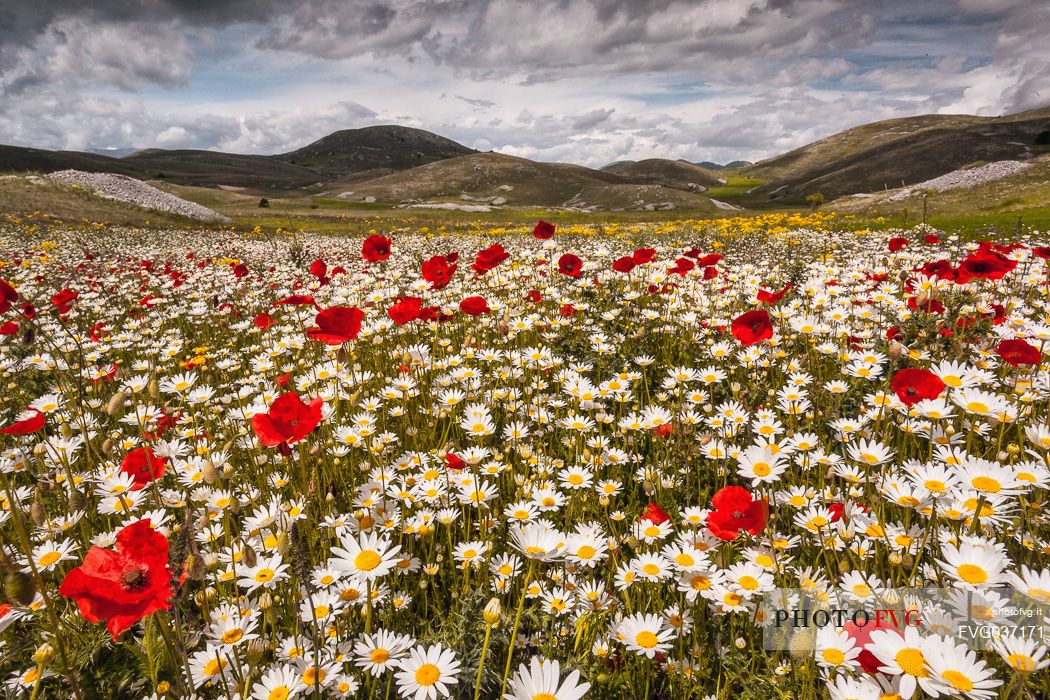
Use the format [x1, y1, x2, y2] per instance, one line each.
[0, 214, 1049, 700]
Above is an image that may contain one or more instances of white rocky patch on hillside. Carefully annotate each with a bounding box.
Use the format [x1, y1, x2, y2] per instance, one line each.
[46, 170, 230, 222]
[882, 160, 1032, 202]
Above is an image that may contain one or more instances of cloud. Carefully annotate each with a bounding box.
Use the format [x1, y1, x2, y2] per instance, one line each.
[0, 0, 1047, 168]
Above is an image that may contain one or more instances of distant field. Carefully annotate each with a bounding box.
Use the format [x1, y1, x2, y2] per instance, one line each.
[703, 177, 766, 201]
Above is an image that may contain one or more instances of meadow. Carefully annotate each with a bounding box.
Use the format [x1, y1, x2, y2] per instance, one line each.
[0, 211, 1048, 699]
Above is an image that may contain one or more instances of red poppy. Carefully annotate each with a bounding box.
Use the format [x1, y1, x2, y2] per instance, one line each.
[0, 279, 19, 314]
[888, 237, 909, 252]
[307, 306, 365, 345]
[560, 303, 576, 317]
[640, 502, 670, 525]
[89, 321, 107, 341]
[254, 312, 276, 330]
[891, 368, 945, 406]
[274, 294, 319, 308]
[59, 519, 173, 640]
[731, 309, 773, 347]
[120, 447, 167, 490]
[533, 220, 556, 239]
[924, 234, 942, 244]
[706, 486, 767, 541]
[955, 250, 1017, 283]
[757, 282, 793, 304]
[695, 253, 722, 267]
[921, 260, 956, 279]
[612, 256, 636, 273]
[1033, 246, 1050, 260]
[845, 619, 901, 674]
[472, 244, 510, 275]
[997, 338, 1042, 367]
[908, 296, 944, 314]
[0, 321, 17, 336]
[362, 235, 392, 263]
[828, 502, 846, 523]
[668, 258, 694, 276]
[421, 255, 457, 290]
[0, 408, 45, 435]
[233, 263, 249, 278]
[633, 248, 657, 264]
[251, 392, 324, 447]
[526, 290, 543, 303]
[445, 453, 466, 470]
[653, 422, 675, 436]
[460, 296, 490, 316]
[558, 253, 583, 277]
[309, 259, 327, 279]
[52, 288, 78, 314]
[388, 297, 423, 325]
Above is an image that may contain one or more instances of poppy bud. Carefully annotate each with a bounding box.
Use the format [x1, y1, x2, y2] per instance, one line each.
[202, 462, 219, 484]
[241, 543, 258, 568]
[60, 423, 72, 439]
[788, 629, 814, 659]
[888, 341, 904, 360]
[184, 553, 206, 581]
[29, 494, 46, 526]
[105, 390, 128, 416]
[4, 570, 37, 605]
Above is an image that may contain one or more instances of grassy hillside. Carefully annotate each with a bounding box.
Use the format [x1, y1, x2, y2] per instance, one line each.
[329, 152, 719, 211]
[827, 154, 1050, 219]
[601, 159, 721, 191]
[121, 150, 323, 189]
[742, 108, 1050, 202]
[0, 175, 203, 228]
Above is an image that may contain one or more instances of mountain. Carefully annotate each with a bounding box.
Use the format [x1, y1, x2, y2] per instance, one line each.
[331, 152, 719, 212]
[1, 125, 474, 191]
[600, 159, 721, 192]
[121, 149, 322, 189]
[0, 145, 141, 176]
[694, 160, 752, 170]
[275, 125, 475, 181]
[743, 107, 1050, 202]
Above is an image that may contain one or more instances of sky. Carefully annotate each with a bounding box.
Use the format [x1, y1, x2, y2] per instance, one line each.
[0, 0, 1047, 167]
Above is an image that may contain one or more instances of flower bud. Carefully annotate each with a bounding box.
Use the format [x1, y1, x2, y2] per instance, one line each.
[483, 597, 502, 627]
[32, 643, 55, 667]
[4, 570, 36, 606]
[245, 639, 267, 665]
[105, 390, 128, 416]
